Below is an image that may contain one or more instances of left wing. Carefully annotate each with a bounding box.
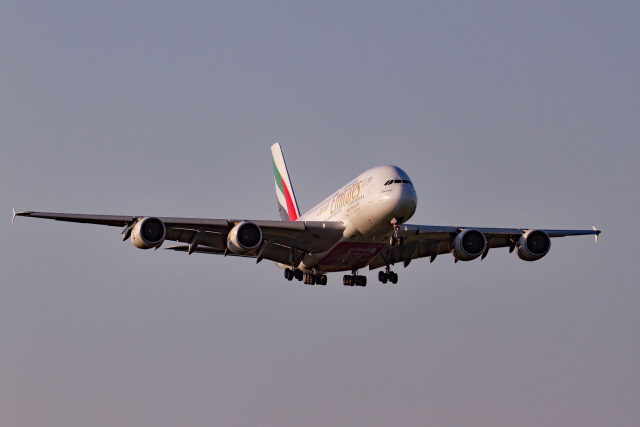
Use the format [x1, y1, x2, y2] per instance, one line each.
[13, 211, 345, 265]
[369, 224, 601, 269]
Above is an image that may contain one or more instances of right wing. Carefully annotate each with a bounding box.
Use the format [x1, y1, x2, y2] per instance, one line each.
[368, 224, 601, 269]
[13, 211, 345, 266]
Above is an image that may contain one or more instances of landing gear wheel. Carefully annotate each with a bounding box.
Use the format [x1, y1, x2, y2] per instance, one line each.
[294, 269, 303, 281]
[318, 275, 327, 286]
[344, 274, 366, 287]
[389, 272, 398, 284]
[378, 271, 388, 284]
[284, 269, 294, 281]
[379, 267, 398, 284]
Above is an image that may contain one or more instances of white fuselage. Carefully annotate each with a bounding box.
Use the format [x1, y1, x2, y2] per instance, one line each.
[281, 166, 418, 273]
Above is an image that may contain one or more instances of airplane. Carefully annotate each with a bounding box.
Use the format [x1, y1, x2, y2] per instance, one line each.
[13, 143, 600, 287]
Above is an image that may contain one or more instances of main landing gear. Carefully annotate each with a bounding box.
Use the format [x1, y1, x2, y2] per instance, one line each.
[284, 268, 302, 281]
[284, 268, 327, 286]
[284, 268, 396, 287]
[343, 271, 367, 287]
[378, 267, 398, 284]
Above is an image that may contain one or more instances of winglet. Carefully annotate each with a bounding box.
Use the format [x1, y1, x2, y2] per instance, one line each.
[12, 209, 33, 223]
[593, 226, 601, 243]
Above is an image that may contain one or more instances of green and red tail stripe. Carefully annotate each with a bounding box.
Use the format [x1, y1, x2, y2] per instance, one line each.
[271, 143, 301, 221]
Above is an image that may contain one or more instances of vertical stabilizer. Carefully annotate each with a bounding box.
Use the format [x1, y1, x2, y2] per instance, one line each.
[271, 143, 301, 221]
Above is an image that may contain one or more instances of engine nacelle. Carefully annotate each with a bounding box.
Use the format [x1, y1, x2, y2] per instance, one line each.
[227, 221, 263, 254]
[451, 229, 486, 261]
[517, 230, 551, 261]
[131, 217, 166, 249]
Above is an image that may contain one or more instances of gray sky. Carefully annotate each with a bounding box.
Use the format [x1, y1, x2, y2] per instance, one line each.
[2, 1, 639, 426]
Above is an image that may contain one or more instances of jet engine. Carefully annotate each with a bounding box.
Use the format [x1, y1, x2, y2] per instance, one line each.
[227, 221, 263, 254]
[451, 229, 486, 261]
[517, 230, 551, 261]
[131, 217, 166, 249]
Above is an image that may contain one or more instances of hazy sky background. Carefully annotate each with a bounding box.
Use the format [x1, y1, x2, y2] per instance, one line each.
[2, 1, 639, 426]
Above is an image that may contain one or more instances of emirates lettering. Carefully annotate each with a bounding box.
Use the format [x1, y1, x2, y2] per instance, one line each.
[330, 181, 361, 214]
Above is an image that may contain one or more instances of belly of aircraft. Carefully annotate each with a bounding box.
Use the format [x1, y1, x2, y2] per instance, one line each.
[308, 241, 386, 272]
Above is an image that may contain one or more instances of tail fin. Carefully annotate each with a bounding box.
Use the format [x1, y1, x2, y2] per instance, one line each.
[271, 143, 301, 221]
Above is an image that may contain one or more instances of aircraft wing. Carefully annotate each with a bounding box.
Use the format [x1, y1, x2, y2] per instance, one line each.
[368, 224, 601, 269]
[13, 211, 345, 265]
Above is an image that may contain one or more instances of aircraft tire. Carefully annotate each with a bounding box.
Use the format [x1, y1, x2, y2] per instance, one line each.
[284, 269, 294, 281]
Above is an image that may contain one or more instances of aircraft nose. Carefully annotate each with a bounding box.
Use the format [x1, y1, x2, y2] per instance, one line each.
[394, 184, 417, 220]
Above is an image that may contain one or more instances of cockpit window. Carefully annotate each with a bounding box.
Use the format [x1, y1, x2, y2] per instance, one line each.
[384, 179, 412, 186]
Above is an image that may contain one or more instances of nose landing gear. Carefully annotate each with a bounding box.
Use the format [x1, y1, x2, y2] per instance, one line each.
[390, 218, 404, 247]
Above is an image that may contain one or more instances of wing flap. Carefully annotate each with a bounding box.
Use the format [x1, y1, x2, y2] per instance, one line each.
[165, 228, 227, 250]
[165, 241, 295, 265]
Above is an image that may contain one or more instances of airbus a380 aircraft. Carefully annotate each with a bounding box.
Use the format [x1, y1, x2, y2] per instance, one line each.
[14, 143, 600, 287]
